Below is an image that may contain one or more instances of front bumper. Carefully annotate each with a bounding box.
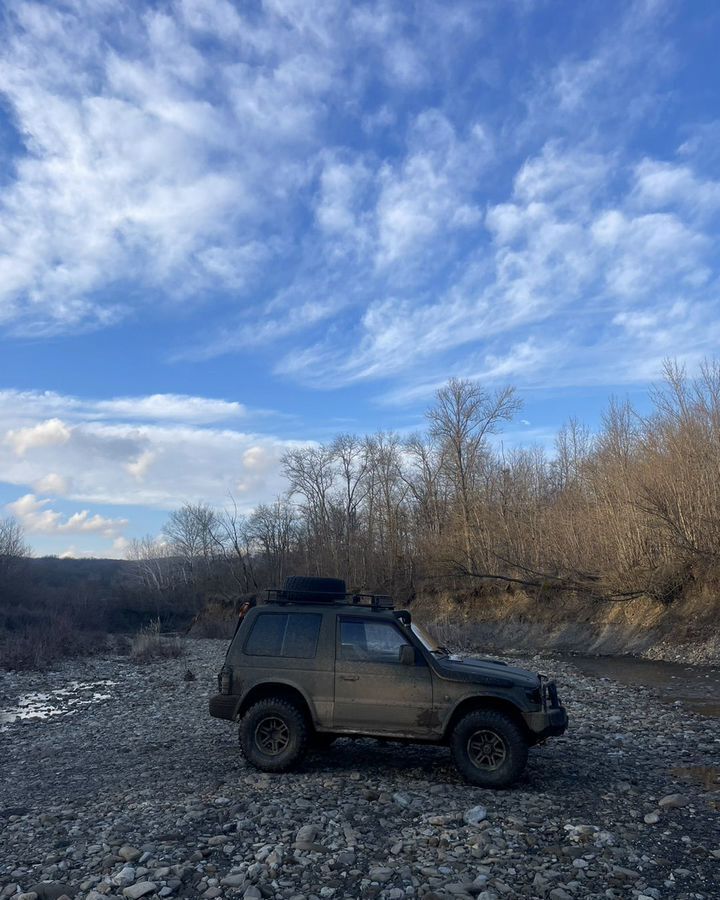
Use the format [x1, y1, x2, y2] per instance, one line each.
[524, 678, 568, 739]
[524, 705, 569, 739]
[209, 693, 238, 721]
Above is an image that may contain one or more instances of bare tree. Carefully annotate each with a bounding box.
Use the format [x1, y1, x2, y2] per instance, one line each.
[126, 536, 179, 597]
[162, 502, 218, 583]
[214, 497, 257, 594]
[330, 434, 369, 581]
[426, 378, 520, 573]
[0, 516, 30, 579]
[281, 446, 337, 572]
[248, 498, 298, 586]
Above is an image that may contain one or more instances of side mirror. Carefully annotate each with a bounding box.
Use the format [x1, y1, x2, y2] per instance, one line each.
[399, 644, 415, 666]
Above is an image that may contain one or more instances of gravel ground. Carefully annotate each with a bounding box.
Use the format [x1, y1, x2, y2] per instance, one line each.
[1, 639, 718, 900]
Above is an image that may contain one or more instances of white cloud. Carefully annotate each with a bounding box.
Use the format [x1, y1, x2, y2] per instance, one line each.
[0, 388, 306, 512]
[0, 0, 351, 332]
[374, 113, 490, 266]
[0, 389, 248, 425]
[631, 158, 720, 218]
[5, 418, 72, 456]
[591, 210, 709, 297]
[33, 472, 71, 495]
[276, 135, 719, 398]
[7, 493, 128, 538]
[125, 450, 157, 482]
[94, 394, 247, 422]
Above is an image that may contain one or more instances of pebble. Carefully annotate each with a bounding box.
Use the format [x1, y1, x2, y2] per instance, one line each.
[0, 640, 717, 900]
[122, 884, 156, 900]
[463, 805, 487, 826]
[658, 793, 688, 809]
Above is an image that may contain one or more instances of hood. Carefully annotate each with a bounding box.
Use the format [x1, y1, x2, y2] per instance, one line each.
[434, 654, 540, 689]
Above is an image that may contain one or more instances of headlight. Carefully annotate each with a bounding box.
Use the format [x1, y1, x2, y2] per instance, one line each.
[525, 682, 542, 705]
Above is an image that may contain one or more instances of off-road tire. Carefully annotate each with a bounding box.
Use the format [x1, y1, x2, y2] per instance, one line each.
[283, 575, 346, 603]
[450, 709, 528, 788]
[239, 698, 308, 773]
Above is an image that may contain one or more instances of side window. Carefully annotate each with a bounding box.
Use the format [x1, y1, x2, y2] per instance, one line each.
[339, 619, 411, 663]
[245, 614, 286, 656]
[284, 613, 322, 658]
[245, 613, 322, 658]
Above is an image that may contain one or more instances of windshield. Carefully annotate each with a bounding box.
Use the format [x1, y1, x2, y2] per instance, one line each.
[411, 622, 444, 654]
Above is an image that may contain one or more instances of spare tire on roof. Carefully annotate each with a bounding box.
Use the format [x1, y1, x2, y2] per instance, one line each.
[283, 575, 346, 603]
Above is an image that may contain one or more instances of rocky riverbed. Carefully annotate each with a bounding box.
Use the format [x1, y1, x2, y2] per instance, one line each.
[1, 640, 718, 900]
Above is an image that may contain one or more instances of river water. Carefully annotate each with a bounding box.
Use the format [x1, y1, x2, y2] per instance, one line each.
[562, 654, 720, 719]
[0, 678, 117, 730]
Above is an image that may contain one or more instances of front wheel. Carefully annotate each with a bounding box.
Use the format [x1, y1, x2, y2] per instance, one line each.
[450, 709, 528, 788]
[239, 698, 308, 773]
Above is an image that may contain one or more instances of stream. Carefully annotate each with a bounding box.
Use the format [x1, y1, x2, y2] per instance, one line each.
[562, 654, 720, 718]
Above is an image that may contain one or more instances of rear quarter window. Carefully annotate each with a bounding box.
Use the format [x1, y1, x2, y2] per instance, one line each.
[244, 612, 322, 659]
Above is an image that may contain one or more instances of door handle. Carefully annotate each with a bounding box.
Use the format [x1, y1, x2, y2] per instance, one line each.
[340, 675, 359, 681]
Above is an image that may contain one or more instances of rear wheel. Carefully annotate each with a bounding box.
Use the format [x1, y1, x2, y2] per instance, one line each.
[450, 709, 528, 788]
[239, 698, 308, 773]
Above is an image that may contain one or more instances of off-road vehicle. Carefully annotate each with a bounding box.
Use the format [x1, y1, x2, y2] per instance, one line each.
[209, 576, 568, 787]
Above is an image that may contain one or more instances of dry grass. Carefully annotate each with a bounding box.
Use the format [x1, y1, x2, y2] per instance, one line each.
[130, 619, 184, 662]
[0, 616, 106, 671]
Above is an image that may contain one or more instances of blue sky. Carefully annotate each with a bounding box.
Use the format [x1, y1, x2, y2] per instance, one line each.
[1, 0, 719, 557]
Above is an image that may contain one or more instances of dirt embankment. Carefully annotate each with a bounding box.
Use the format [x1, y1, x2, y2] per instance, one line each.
[412, 586, 720, 666]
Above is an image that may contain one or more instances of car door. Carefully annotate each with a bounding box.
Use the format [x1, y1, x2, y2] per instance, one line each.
[333, 616, 433, 735]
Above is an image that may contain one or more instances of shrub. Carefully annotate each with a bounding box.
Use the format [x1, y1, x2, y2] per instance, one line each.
[0, 615, 105, 671]
[130, 619, 184, 662]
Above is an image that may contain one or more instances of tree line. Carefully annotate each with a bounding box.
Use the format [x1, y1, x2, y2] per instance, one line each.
[120, 360, 720, 608]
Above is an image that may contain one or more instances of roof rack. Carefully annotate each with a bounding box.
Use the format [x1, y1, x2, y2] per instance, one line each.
[266, 588, 394, 610]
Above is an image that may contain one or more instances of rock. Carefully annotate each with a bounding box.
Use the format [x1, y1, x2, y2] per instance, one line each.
[368, 867, 394, 883]
[1, 642, 718, 900]
[644, 811, 661, 824]
[18, 894, 39, 900]
[112, 867, 136, 887]
[122, 883, 157, 900]
[463, 805, 487, 826]
[29, 885, 73, 900]
[295, 825, 318, 844]
[658, 794, 688, 810]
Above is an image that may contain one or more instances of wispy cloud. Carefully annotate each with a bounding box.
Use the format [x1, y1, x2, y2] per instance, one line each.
[0, 389, 248, 425]
[1, 0, 718, 426]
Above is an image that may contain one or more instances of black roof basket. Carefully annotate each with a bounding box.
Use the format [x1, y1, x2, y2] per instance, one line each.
[266, 588, 394, 610]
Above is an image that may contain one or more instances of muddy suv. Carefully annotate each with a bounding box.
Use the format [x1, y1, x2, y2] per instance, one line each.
[209, 576, 568, 788]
